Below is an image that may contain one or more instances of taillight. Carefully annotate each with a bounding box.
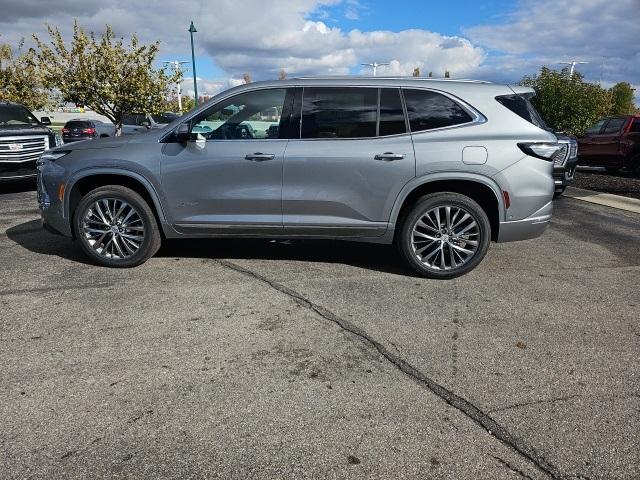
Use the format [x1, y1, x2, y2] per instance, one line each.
[62, 128, 69, 134]
[82, 128, 96, 135]
[518, 142, 563, 162]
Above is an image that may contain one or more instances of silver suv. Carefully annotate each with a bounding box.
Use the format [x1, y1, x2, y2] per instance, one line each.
[37, 77, 558, 279]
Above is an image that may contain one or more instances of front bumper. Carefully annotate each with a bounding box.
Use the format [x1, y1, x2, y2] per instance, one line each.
[37, 165, 73, 237]
[0, 160, 37, 180]
[497, 201, 552, 243]
[553, 156, 578, 188]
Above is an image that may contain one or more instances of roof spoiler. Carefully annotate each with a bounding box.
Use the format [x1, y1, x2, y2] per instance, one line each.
[508, 85, 535, 98]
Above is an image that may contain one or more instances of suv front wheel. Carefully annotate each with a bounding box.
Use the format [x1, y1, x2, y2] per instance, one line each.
[398, 192, 491, 279]
[73, 185, 161, 267]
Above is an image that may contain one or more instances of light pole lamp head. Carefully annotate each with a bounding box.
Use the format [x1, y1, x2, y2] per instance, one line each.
[188, 21, 197, 33]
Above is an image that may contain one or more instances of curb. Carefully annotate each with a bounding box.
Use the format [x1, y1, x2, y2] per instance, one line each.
[563, 187, 640, 214]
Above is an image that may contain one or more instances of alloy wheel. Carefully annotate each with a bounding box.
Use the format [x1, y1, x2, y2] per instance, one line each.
[81, 197, 145, 260]
[410, 205, 480, 271]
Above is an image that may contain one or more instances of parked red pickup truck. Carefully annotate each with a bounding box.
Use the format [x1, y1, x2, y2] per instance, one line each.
[577, 115, 640, 174]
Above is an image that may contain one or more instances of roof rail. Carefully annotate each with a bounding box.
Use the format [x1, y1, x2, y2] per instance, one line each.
[292, 75, 492, 84]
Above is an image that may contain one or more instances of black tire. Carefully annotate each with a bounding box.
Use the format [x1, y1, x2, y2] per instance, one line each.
[73, 185, 161, 268]
[629, 155, 640, 177]
[605, 166, 621, 174]
[397, 192, 491, 279]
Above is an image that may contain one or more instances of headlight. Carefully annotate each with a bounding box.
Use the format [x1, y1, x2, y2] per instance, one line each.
[518, 142, 563, 162]
[40, 151, 71, 162]
[55, 133, 63, 147]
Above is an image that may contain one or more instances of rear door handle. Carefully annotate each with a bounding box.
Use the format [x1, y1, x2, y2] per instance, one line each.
[245, 153, 275, 161]
[374, 152, 405, 161]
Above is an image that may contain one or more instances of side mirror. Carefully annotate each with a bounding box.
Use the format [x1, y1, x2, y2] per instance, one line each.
[175, 123, 192, 143]
[40, 116, 52, 126]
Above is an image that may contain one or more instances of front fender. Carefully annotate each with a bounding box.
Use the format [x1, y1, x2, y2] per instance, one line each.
[63, 167, 168, 225]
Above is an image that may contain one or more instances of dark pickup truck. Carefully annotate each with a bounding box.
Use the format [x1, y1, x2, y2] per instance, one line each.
[0, 102, 61, 181]
[577, 115, 640, 174]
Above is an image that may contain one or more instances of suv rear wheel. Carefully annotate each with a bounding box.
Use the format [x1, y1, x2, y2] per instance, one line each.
[398, 192, 491, 279]
[73, 185, 161, 267]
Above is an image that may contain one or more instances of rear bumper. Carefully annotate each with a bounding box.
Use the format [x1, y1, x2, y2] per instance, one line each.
[497, 201, 552, 243]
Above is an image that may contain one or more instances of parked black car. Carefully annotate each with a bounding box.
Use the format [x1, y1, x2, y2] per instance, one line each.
[62, 119, 116, 143]
[552, 134, 578, 196]
[0, 102, 60, 181]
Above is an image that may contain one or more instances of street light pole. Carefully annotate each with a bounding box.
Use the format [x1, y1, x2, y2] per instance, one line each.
[188, 21, 198, 106]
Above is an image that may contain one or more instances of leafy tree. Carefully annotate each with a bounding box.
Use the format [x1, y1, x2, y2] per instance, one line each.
[520, 67, 610, 135]
[412, 67, 420, 77]
[0, 40, 54, 110]
[608, 82, 635, 115]
[32, 21, 181, 135]
[243, 72, 252, 84]
[164, 94, 195, 114]
[278, 69, 287, 80]
[444, 70, 450, 78]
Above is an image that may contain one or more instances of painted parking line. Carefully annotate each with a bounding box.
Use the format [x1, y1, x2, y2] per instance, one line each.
[564, 186, 640, 214]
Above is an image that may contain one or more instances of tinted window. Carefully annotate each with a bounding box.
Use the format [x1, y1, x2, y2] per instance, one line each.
[152, 113, 178, 124]
[65, 121, 93, 129]
[603, 118, 626, 134]
[585, 119, 606, 135]
[379, 88, 406, 136]
[301, 87, 377, 139]
[0, 105, 39, 126]
[630, 118, 640, 133]
[122, 114, 145, 126]
[495, 94, 547, 130]
[405, 89, 473, 132]
[191, 88, 286, 140]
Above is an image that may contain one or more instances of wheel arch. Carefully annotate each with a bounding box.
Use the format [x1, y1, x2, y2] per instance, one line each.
[390, 174, 505, 242]
[65, 170, 168, 236]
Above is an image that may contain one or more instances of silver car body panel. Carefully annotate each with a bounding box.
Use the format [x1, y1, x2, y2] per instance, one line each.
[39, 77, 556, 245]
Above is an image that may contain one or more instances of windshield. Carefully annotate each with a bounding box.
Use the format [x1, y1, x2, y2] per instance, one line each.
[0, 105, 40, 126]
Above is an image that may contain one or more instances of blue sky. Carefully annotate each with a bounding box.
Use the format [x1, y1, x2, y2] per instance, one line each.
[1, 0, 638, 100]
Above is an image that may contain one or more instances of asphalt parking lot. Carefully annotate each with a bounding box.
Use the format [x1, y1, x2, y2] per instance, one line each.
[1, 184, 638, 480]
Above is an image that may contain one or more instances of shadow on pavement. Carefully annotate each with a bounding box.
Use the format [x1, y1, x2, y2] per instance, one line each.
[6, 219, 411, 275]
[5, 219, 92, 265]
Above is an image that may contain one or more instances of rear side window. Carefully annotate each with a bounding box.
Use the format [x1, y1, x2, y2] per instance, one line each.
[379, 88, 407, 136]
[404, 89, 472, 132]
[495, 94, 548, 130]
[65, 121, 93, 129]
[630, 118, 640, 133]
[301, 87, 377, 138]
[122, 114, 145, 126]
[603, 118, 626, 134]
[585, 119, 606, 135]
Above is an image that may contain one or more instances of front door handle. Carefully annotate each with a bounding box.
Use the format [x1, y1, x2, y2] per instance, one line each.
[245, 153, 275, 161]
[374, 152, 405, 161]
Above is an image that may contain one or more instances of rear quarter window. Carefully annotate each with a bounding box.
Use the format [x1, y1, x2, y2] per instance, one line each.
[403, 89, 472, 133]
[495, 94, 548, 130]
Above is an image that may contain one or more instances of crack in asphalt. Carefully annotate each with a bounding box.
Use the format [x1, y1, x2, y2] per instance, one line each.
[217, 259, 567, 480]
[488, 395, 581, 414]
[491, 455, 534, 480]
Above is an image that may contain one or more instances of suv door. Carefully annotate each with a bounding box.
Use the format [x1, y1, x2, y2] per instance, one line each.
[282, 87, 414, 237]
[160, 87, 293, 233]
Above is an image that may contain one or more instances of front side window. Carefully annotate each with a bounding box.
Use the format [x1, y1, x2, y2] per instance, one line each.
[301, 87, 377, 139]
[602, 117, 626, 134]
[585, 119, 606, 135]
[404, 89, 473, 132]
[379, 88, 407, 136]
[191, 88, 286, 140]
